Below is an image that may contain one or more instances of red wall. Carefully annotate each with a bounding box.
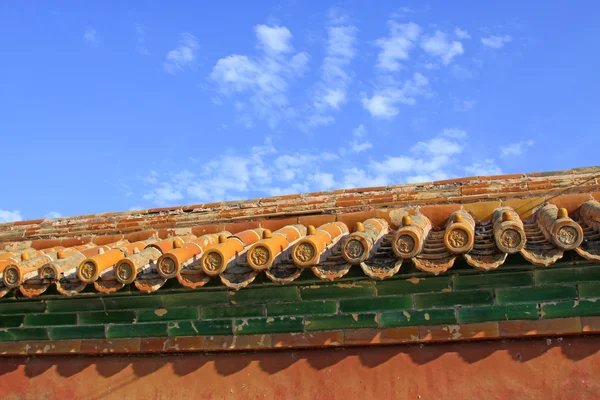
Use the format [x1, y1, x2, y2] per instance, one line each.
[0, 336, 598, 399]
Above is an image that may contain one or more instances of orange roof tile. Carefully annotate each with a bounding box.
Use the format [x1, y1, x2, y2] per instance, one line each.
[0, 166, 598, 297]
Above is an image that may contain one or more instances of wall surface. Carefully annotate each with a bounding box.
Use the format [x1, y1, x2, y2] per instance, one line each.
[0, 336, 598, 399]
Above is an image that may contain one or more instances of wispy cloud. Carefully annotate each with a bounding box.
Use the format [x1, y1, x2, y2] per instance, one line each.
[464, 159, 502, 176]
[421, 30, 464, 65]
[304, 11, 357, 128]
[139, 128, 499, 206]
[163, 33, 198, 74]
[362, 72, 430, 119]
[84, 27, 100, 48]
[347, 124, 372, 153]
[375, 21, 421, 71]
[481, 34, 512, 49]
[501, 139, 534, 157]
[315, 14, 357, 111]
[135, 23, 149, 55]
[44, 211, 63, 219]
[0, 209, 22, 223]
[455, 27, 471, 40]
[210, 24, 309, 128]
[453, 97, 476, 112]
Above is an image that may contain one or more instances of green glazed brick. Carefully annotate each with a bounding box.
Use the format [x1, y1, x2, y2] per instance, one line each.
[0, 328, 48, 341]
[230, 286, 299, 304]
[47, 298, 104, 313]
[268, 301, 337, 316]
[107, 323, 167, 338]
[0, 301, 46, 315]
[415, 290, 493, 309]
[233, 317, 304, 335]
[380, 309, 456, 327]
[535, 266, 600, 285]
[203, 304, 264, 319]
[164, 291, 228, 308]
[103, 295, 164, 310]
[49, 326, 105, 340]
[24, 313, 77, 327]
[579, 282, 600, 299]
[496, 285, 577, 304]
[300, 282, 375, 301]
[169, 320, 233, 337]
[138, 307, 199, 322]
[79, 311, 136, 325]
[339, 296, 412, 313]
[541, 300, 600, 318]
[305, 314, 377, 331]
[0, 315, 24, 328]
[458, 304, 539, 324]
[454, 272, 534, 291]
[376, 276, 451, 296]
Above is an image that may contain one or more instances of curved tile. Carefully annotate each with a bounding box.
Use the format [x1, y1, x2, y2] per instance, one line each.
[247, 225, 306, 271]
[157, 234, 222, 279]
[265, 263, 302, 284]
[291, 222, 348, 268]
[536, 204, 584, 250]
[520, 221, 564, 266]
[200, 228, 264, 277]
[341, 218, 389, 264]
[392, 214, 431, 259]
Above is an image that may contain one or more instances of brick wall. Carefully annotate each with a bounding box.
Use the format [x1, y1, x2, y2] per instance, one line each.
[1, 252, 599, 353]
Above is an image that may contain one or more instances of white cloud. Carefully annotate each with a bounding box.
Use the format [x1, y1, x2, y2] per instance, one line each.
[255, 25, 293, 53]
[348, 124, 372, 153]
[305, 13, 357, 129]
[481, 34, 512, 49]
[453, 97, 476, 112]
[163, 33, 198, 74]
[421, 30, 464, 65]
[142, 182, 184, 206]
[450, 64, 475, 80]
[138, 128, 504, 205]
[210, 24, 309, 128]
[455, 27, 471, 40]
[315, 23, 357, 110]
[44, 211, 63, 219]
[375, 21, 421, 71]
[0, 210, 22, 223]
[135, 23, 149, 55]
[411, 137, 463, 156]
[84, 27, 100, 48]
[361, 72, 430, 119]
[464, 159, 502, 176]
[442, 128, 468, 139]
[501, 140, 535, 158]
[310, 172, 336, 190]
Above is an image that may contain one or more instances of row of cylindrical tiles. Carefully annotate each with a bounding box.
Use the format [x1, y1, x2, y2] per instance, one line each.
[0, 201, 599, 297]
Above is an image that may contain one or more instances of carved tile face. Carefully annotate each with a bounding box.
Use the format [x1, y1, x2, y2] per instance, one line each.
[160, 258, 176, 275]
[204, 252, 223, 273]
[397, 235, 415, 255]
[79, 262, 96, 280]
[4, 268, 18, 285]
[448, 228, 469, 249]
[500, 229, 521, 250]
[118, 263, 133, 281]
[557, 226, 578, 246]
[294, 243, 315, 263]
[250, 246, 269, 267]
[345, 239, 364, 259]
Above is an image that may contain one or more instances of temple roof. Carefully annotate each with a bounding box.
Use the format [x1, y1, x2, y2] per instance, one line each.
[1, 166, 599, 298]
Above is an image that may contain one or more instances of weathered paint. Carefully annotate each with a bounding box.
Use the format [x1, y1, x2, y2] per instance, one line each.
[0, 336, 598, 399]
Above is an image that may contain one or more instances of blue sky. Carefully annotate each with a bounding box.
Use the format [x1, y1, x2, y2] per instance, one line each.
[1, 1, 599, 222]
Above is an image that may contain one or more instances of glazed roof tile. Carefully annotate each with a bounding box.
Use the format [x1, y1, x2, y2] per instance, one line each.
[0, 166, 599, 298]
